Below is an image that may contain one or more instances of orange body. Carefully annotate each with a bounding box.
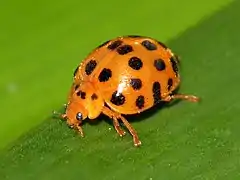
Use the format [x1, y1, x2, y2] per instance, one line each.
[61, 35, 199, 146]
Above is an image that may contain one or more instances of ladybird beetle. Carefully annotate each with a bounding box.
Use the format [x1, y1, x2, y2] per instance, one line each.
[59, 35, 199, 147]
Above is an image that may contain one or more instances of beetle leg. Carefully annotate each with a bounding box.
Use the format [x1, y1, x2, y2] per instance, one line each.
[76, 123, 84, 137]
[112, 117, 126, 137]
[102, 106, 141, 147]
[102, 107, 125, 137]
[164, 94, 200, 102]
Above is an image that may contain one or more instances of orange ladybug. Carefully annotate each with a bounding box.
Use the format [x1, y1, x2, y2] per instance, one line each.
[60, 35, 199, 146]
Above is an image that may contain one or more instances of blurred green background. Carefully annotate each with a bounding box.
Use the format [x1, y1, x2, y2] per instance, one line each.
[1, 0, 240, 179]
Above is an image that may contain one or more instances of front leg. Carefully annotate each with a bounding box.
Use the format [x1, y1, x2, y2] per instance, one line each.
[102, 106, 141, 147]
[75, 123, 84, 137]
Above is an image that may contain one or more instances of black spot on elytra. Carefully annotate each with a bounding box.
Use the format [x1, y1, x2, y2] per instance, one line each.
[98, 68, 112, 82]
[97, 40, 110, 48]
[73, 65, 79, 77]
[76, 91, 86, 99]
[153, 82, 161, 105]
[154, 59, 166, 71]
[91, 93, 98, 100]
[167, 78, 173, 91]
[107, 40, 123, 50]
[157, 41, 168, 49]
[110, 91, 125, 106]
[74, 84, 80, 90]
[117, 45, 133, 55]
[127, 35, 142, 38]
[85, 60, 97, 75]
[128, 57, 143, 70]
[170, 57, 179, 76]
[141, 40, 157, 51]
[130, 78, 142, 90]
[136, 95, 145, 109]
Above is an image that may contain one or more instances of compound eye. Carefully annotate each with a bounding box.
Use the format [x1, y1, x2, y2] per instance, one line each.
[76, 112, 83, 121]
